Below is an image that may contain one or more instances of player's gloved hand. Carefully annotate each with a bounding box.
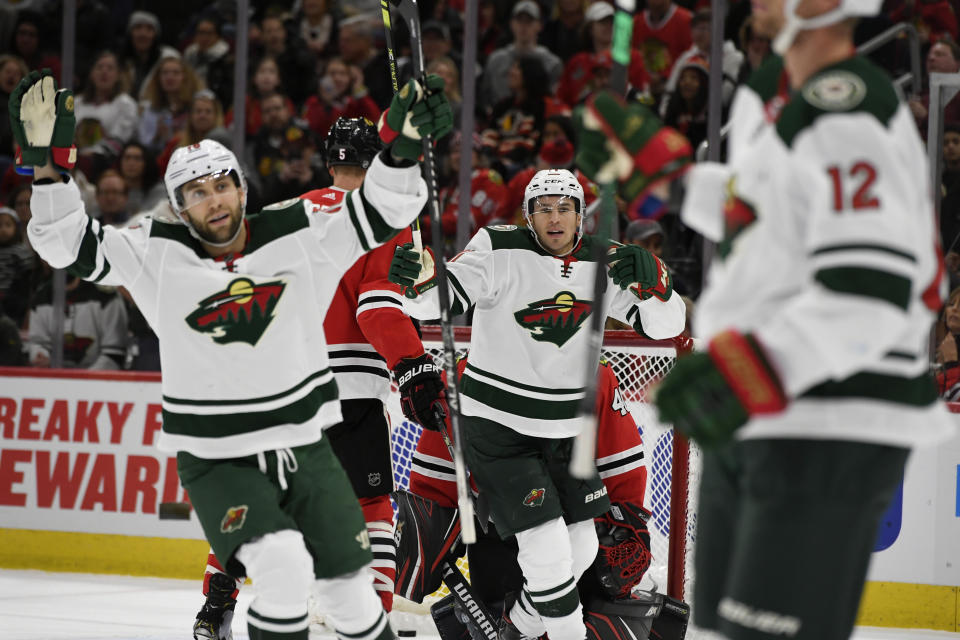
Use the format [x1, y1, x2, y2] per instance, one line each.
[574, 91, 691, 209]
[394, 353, 449, 431]
[607, 244, 673, 301]
[9, 69, 77, 174]
[388, 242, 437, 299]
[378, 75, 454, 162]
[654, 330, 787, 448]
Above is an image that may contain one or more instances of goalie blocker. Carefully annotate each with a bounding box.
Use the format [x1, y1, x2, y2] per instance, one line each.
[395, 489, 687, 640]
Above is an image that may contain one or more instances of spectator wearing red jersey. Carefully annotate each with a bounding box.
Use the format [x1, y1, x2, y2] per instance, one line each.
[558, 2, 650, 108]
[302, 57, 380, 140]
[429, 132, 509, 251]
[503, 118, 599, 226]
[486, 56, 570, 179]
[890, 0, 958, 44]
[226, 56, 296, 138]
[632, 0, 693, 100]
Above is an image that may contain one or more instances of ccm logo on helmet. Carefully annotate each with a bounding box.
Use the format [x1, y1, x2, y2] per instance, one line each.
[585, 486, 608, 503]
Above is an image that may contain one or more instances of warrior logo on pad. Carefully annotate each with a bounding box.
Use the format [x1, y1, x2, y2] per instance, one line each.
[186, 277, 286, 346]
[220, 505, 248, 533]
[514, 291, 592, 347]
[523, 488, 546, 507]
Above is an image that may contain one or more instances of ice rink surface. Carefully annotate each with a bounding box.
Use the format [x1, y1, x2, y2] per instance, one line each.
[1, 569, 957, 640]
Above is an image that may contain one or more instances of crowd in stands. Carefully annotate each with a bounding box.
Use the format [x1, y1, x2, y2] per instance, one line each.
[0, 0, 959, 389]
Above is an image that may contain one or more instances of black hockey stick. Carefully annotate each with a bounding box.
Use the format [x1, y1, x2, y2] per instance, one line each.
[441, 561, 499, 640]
[571, 0, 637, 478]
[390, 0, 477, 544]
[380, 0, 426, 247]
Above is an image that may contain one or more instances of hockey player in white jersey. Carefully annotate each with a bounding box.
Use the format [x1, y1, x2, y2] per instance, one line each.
[11, 68, 452, 640]
[576, 0, 955, 637]
[389, 169, 685, 640]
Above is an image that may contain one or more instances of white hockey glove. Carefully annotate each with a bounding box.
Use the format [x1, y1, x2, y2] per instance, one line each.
[9, 69, 77, 173]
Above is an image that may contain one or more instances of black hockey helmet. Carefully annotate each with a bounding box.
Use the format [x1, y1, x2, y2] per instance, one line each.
[324, 116, 381, 170]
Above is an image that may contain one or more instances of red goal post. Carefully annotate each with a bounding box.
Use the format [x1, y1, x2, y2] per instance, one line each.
[386, 327, 699, 604]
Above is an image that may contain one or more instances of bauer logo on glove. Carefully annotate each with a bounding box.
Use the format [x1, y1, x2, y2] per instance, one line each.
[9, 69, 77, 174]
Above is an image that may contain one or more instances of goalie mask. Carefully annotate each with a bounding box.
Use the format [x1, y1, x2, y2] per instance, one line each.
[523, 168, 585, 256]
[773, 0, 881, 54]
[164, 139, 247, 247]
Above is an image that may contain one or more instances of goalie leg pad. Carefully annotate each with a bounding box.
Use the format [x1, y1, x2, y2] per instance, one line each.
[393, 489, 463, 602]
[584, 592, 689, 640]
[234, 530, 313, 637]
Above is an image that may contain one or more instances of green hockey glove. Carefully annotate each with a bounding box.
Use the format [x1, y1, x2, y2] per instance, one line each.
[654, 330, 787, 448]
[9, 69, 77, 173]
[389, 242, 438, 299]
[607, 244, 673, 301]
[574, 91, 691, 208]
[378, 75, 454, 161]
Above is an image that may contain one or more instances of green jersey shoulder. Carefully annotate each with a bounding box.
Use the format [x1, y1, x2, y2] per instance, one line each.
[777, 55, 900, 147]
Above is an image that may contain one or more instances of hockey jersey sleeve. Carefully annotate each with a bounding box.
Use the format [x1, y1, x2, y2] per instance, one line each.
[356, 226, 426, 369]
[307, 154, 427, 272]
[28, 178, 158, 308]
[607, 280, 687, 340]
[401, 228, 497, 320]
[756, 99, 942, 396]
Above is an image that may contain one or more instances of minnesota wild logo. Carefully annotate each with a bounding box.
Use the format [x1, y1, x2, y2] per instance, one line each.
[514, 291, 592, 347]
[220, 505, 248, 533]
[186, 277, 286, 346]
[523, 488, 546, 508]
[718, 177, 758, 259]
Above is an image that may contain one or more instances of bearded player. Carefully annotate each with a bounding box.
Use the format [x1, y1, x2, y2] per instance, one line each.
[10, 67, 452, 640]
[193, 116, 451, 639]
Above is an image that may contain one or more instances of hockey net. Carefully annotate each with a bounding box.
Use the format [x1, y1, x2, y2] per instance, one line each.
[386, 327, 700, 612]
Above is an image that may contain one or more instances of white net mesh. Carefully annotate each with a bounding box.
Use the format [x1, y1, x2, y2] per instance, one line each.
[386, 328, 700, 610]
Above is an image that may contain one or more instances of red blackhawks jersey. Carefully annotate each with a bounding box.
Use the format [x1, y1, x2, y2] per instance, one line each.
[632, 5, 693, 77]
[300, 186, 424, 401]
[409, 359, 647, 507]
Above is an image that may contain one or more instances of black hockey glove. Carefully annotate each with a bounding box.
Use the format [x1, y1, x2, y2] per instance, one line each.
[395, 353, 448, 431]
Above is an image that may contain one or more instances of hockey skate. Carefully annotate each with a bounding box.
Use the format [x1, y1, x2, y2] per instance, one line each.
[193, 573, 237, 640]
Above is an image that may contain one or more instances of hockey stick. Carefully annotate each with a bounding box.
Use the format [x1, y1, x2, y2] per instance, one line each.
[380, 0, 426, 249]
[571, 0, 637, 478]
[390, 0, 477, 544]
[441, 561, 499, 640]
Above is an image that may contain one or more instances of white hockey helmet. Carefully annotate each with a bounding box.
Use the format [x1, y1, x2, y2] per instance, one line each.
[164, 139, 247, 246]
[523, 169, 586, 252]
[773, 0, 881, 54]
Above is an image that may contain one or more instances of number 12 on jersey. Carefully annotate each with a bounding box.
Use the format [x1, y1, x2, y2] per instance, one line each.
[827, 161, 880, 212]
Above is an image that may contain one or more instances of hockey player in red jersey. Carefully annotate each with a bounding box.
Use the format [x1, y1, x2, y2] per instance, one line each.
[193, 117, 450, 639]
[396, 358, 689, 640]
